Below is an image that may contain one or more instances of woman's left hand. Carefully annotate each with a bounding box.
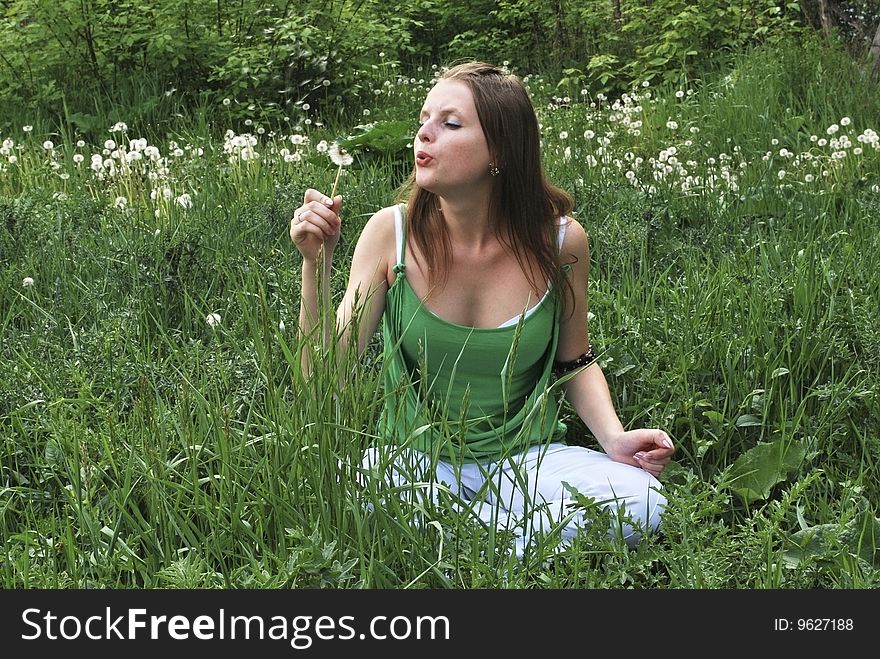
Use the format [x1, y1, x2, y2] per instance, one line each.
[605, 429, 675, 478]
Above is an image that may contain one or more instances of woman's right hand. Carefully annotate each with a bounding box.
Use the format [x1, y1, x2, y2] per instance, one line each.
[289, 188, 343, 263]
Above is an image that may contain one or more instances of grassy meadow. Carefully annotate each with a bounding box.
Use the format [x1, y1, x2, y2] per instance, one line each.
[1, 41, 879, 589]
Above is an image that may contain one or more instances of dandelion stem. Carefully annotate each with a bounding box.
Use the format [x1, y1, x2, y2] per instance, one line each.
[330, 163, 343, 199]
[318, 164, 344, 352]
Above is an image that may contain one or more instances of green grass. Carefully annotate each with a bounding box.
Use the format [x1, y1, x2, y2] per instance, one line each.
[1, 41, 879, 588]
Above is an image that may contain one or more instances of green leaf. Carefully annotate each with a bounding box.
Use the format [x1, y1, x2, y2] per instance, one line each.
[339, 120, 412, 156]
[726, 439, 806, 504]
[702, 410, 724, 424]
[44, 439, 63, 467]
[784, 512, 880, 568]
[735, 414, 761, 427]
[67, 112, 102, 134]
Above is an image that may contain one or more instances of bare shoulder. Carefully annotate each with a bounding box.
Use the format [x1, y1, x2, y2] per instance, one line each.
[348, 204, 399, 284]
[351, 204, 398, 258]
[358, 204, 398, 241]
[560, 215, 589, 262]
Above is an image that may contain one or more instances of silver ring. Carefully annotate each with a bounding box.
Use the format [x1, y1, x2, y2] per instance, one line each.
[293, 210, 302, 224]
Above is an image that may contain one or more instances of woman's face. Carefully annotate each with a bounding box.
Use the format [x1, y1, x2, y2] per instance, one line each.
[414, 79, 493, 197]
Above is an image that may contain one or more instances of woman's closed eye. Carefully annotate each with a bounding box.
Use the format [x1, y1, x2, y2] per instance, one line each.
[417, 119, 462, 129]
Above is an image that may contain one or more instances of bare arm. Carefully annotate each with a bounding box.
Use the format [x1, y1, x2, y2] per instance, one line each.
[291, 193, 392, 377]
[291, 189, 342, 378]
[333, 206, 393, 357]
[556, 218, 674, 476]
[297, 251, 335, 377]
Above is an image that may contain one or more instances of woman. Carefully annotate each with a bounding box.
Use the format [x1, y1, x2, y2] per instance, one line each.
[290, 61, 674, 558]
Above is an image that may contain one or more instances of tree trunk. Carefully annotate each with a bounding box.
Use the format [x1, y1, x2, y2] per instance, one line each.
[818, 0, 833, 37]
[552, 0, 566, 59]
[612, 0, 622, 24]
[871, 19, 880, 81]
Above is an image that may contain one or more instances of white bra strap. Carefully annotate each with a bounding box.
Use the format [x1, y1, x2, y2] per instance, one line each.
[557, 217, 568, 252]
[394, 204, 405, 267]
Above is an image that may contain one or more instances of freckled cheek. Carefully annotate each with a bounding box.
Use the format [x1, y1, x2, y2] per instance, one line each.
[447, 143, 484, 168]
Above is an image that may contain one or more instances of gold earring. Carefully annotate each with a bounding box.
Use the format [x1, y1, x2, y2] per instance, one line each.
[489, 163, 500, 177]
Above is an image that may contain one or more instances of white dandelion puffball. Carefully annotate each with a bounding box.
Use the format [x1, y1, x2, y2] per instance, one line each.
[206, 312, 222, 328]
[328, 142, 353, 167]
[22, 276, 35, 288]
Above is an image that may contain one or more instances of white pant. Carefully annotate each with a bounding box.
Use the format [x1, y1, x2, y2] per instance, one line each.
[359, 442, 666, 559]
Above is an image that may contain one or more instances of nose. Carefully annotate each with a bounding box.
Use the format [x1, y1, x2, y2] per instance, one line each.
[416, 121, 433, 143]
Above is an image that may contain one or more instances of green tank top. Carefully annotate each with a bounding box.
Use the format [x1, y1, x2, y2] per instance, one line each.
[379, 204, 568, 464]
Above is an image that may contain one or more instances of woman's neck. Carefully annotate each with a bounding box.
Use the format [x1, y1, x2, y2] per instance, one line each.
[437, 194, 495, 250]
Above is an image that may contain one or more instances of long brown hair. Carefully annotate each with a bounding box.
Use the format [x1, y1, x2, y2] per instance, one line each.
[398, 61, 575, 314]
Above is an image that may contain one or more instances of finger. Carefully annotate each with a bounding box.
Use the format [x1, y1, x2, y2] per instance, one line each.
[297, 207, 338, 236]
[634, 451, 671, 468]
[304, 188, 336, 208]
[292, 222, 328, 245]
[293, 219, 335, 245]
[633, 455, 665, 477]
[656, 431, 674, 450]
[302, 200, 341, 230]
[636, 449, 672, 465]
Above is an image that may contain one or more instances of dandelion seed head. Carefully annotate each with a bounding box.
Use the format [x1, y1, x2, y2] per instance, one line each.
[22, 276, 34, 288]
[42, 140, 54, 150]
[23, 125, 33, 133]
[840, 117, 851, 126]
[206, 312, 221, 328]
[328, 143, 353, 167]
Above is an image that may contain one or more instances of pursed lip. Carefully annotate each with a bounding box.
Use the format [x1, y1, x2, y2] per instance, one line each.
[415, 151, 434, 166]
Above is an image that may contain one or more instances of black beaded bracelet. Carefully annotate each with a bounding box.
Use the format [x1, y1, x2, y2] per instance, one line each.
[552, 345, 597, 377]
